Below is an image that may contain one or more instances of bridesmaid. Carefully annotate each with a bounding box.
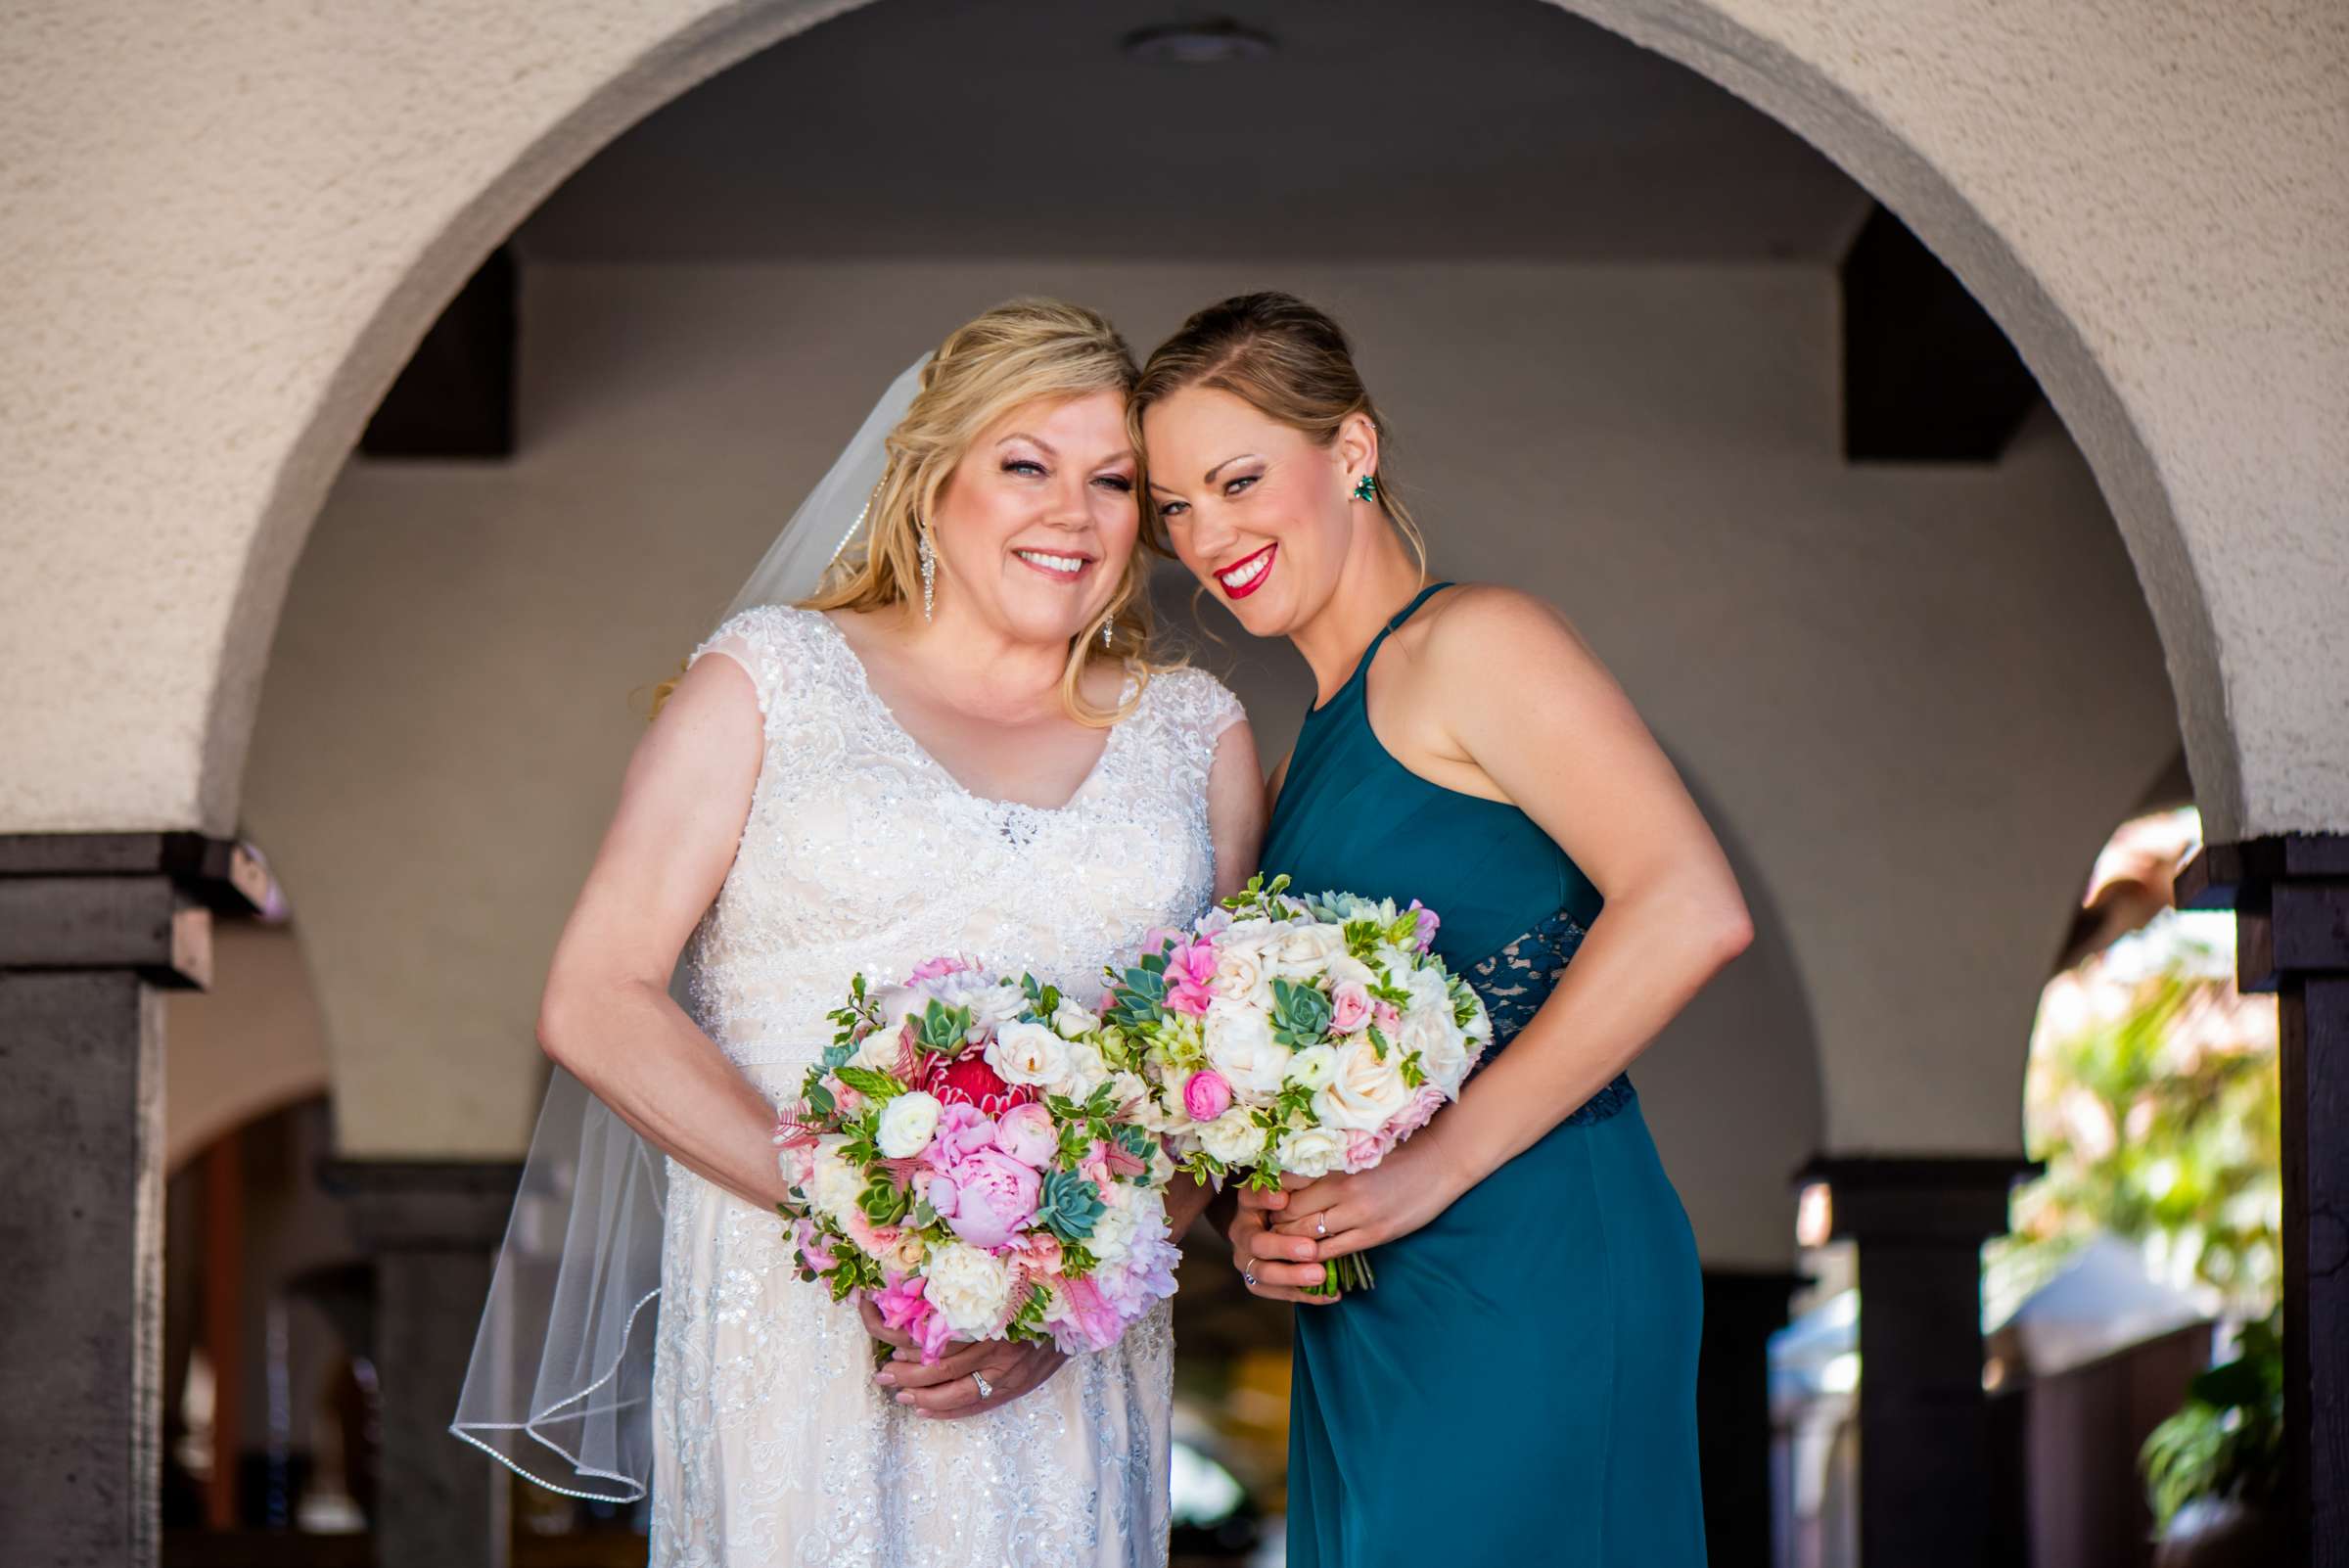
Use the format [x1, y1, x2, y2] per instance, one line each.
[1132, 294, 1748, 1567]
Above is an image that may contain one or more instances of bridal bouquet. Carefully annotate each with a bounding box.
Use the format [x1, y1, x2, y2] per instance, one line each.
[773, 958, 1181, 1363]
[1103, 876, 1492, 1293]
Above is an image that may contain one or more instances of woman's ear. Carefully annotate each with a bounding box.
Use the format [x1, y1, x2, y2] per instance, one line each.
[1335, 411, 1379, 485]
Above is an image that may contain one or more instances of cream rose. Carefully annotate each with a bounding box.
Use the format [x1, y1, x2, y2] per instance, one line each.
[874, 1089, 943, 1159]
[1276, 1126, 1348, 1179]
[987, 1019, 1072, 1087]
[923, 1241, 1015, 1338]
[1198, 1107, 1266, 1166]
[1273, 922, 1348, 969]
[1203, 998, 1288, 1097]
[849, 1028, 902, 1073]
[1313, 1037, 1412, 1131]
[1053, 997, 1102, 1038]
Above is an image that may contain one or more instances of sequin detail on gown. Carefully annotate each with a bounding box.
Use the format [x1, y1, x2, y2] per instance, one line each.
[652, 606, 1243, 1567]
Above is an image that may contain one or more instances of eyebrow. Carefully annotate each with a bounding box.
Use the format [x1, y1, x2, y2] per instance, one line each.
[1204, 453, 1259, 484]
[996, 432, 1057, 457]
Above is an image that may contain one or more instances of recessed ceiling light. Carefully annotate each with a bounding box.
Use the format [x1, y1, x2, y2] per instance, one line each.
[1121, 20, 1277, 65]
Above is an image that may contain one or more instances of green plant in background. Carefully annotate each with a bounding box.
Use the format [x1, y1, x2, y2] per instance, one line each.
[2140, 1307, 2283, 1532]
[1988, 914, 2281, 1324]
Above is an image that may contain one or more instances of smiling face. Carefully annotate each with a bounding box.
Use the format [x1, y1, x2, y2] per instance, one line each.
[928, 390, 1141, 648]
[1143, 385, 1365, 638]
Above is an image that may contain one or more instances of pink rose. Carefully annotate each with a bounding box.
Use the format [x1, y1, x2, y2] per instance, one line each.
[842, 1206, 900, 1261]
[1182, 1069, 1234, 1123]
[1018, 1231, 1065, 1274]
[1371, 999, 1403, 1037]
[1329, 982, 1372, 1036]
[1408, 899, 1441, 954]
[932, 1149, 1041, 1250]
[992, 1102, 1059, 1168]
[908, 955, 976, 983]
[1165, 936, 1219, 1017]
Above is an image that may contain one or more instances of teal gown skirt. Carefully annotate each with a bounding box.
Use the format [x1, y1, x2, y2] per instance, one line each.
[1263, 583, 1708, 1566]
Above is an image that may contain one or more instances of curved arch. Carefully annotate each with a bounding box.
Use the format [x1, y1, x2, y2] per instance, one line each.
[191, 0, 2235, 840]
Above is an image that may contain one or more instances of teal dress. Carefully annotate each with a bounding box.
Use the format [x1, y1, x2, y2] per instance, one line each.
[1264, 584, 1707, 1567]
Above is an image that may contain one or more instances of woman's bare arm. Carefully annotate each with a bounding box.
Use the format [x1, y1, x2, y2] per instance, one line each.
[535, 652, 791, 1211]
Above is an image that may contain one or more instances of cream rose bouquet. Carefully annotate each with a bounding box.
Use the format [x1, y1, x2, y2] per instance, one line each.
[773, 958, 1180, 1363]
[1102, 876, 1492, 1293]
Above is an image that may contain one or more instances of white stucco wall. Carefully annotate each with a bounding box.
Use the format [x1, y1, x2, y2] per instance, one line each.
[239, 259, 2173, 1264]
[0, 0, 2341, 854]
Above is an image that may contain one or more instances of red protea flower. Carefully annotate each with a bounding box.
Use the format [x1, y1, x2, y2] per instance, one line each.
[916, 1049, 1038, 1120]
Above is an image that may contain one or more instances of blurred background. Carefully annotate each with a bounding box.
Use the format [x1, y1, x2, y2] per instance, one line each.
[92, 1, 2282, 1564]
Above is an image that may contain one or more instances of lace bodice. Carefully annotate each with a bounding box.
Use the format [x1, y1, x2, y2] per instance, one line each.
[683, 606, 1243, 1070]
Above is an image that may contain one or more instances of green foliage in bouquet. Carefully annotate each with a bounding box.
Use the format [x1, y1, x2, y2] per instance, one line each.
[2141, 1308, 2283, 1533]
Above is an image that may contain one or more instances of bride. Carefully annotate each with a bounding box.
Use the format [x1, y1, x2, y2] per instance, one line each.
[455, 300, 1263, 1565]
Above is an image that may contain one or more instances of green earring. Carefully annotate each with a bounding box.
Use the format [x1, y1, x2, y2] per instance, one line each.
[1351, 474, 1378, 503]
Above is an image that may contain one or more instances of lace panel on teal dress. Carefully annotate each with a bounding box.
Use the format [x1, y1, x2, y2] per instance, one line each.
[1465, 910, 1635, 1127]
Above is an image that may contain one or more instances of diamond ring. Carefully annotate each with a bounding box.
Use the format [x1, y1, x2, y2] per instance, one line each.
[1315, 1217, 1327, 1239]
[971, 1371, 993, 1401]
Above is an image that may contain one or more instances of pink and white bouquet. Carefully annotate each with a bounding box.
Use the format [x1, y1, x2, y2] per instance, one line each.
[773, 958, 1181, 1362]
[1102, 876, 1492, 1292]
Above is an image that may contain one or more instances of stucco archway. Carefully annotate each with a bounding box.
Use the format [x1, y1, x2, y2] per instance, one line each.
[5, 0, 2338, 849]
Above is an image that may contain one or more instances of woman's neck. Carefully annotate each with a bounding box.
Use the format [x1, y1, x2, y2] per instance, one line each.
[850, 600, 1076, 722]
[1291, 522, 1429, 706]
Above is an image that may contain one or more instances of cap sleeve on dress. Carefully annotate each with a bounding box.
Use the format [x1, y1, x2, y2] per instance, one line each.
[688, 605, 794, 718]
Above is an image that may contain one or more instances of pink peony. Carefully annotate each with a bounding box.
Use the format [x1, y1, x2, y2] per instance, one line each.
[930, 1148, 1041, 1250]
[925, 1101, 998, 1167]
[1164, 936, 1219, 1017]
[1181, 1069, 1234, 1124]
[992, 1102, 1058, 1168]
[1329, 982, 1372, 1036]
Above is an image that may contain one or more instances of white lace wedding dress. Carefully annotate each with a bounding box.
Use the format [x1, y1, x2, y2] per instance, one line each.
[651, 605, 1242, 1567]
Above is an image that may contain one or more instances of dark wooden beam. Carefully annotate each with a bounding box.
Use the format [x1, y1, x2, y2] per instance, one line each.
[360, 248, 517, 460]
[2179, 834, 2349, 1567]
[1842, 205, 2039, 462]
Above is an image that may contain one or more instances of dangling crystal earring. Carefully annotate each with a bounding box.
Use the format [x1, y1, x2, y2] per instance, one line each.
[917, 528, 937, 622]
[1101, 615, 1115, 650]
[1351, 474, 1378, 503]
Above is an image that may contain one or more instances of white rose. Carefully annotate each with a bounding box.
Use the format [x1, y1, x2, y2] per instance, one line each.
[1053, 997, 1102, 1038]
[1209, 923, 1281, 1006]
[923, 1242, 1015, 1338]
[963, 983, 1029, 1038]
[1461, 988, 1494, 1046]
[1313, 1038, 1412, 1131]
[1058, 1040, 1114, 1099]
[1276, 1126, 1348, 1179]
[849, 1029, 902, 1072]
[806, 1135, 865, 1223]
[1322, 952, 1379, 992]
[1402, 1000, 1471, 1096]
[875, 1089, 943, 1159]
[1284, 1043, 1340, 1091]
[1198, 1108, 1267, 1166]
[1273, 922, 1348, 970]
[1105, 1069, 1150, 1113]
[1203, 998, 1288, 1097]
[987, 1020, 1072, 1087]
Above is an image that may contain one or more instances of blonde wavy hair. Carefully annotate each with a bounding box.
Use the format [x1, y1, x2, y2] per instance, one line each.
[659, 300, 1170, 724]
[1128, 291, 1428, 576]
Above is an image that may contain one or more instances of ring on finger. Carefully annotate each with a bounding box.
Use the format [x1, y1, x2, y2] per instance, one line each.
[971, 1370, 992, 1401]
[1314, 1216, 1327, 1239]
[1242, 1269, 1256, 1287]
